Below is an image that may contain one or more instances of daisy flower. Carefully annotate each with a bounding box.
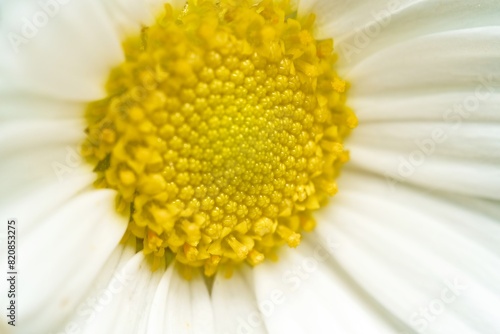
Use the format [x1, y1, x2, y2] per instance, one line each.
[1, 0, 500, 333]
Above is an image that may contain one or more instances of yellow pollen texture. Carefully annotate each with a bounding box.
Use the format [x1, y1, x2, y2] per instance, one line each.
[83, 0, 357, 276]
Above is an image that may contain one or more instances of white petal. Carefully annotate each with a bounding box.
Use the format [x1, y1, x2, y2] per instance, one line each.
[299, 0, 500, 70]
[314, 170, 500, 334]
[212, 267, 267, 334]
[135, 269, 165, 334]
[252, 242, 399, 334]
[147, 265, 176, 333]
[352, 122, 500, 161]
[147, 266, 215, 334]
[347, 122, 500, 200]
[55, 239, 135, 333]
[301, 2, 500, 192]
[0, 117, 96, 233]
[0, 0, 179, 101]
[189, 272, 215, 334]
[340, 27, 500, 199]
[0, 118, 87, 193]
[164, 270, 215, 334]
[346, 27, 500, 119]
[0, 0, 182, 118]
[347, 89, 500, 124]
[165, 270, 193, 333]
[296, 4, 500, 200]
[0, 189, 128, 334]
[0, 95, 85, 121]
[75, 250, 164, 334]
[0, 0, 123, 101]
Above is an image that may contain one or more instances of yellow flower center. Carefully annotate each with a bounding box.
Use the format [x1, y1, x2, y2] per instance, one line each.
[82, 0, 356, 277]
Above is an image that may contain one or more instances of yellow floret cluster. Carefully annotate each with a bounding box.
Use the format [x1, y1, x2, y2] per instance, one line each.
[82, 0, 357, 277]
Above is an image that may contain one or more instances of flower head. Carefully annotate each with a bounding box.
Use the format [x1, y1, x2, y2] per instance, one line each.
[1, 0, 500, 333]
[82, 0, 355, 276]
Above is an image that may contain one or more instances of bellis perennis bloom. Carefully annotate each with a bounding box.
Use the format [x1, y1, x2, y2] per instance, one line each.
[1, 0, 500, 334]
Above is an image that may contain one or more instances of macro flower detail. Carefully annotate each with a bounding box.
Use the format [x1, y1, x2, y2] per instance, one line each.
[83, 0, 356, 276]
[1, 0, 500, 334]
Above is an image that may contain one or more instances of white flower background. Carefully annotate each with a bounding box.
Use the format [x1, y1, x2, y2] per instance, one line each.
[1, 0, 499, 333]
